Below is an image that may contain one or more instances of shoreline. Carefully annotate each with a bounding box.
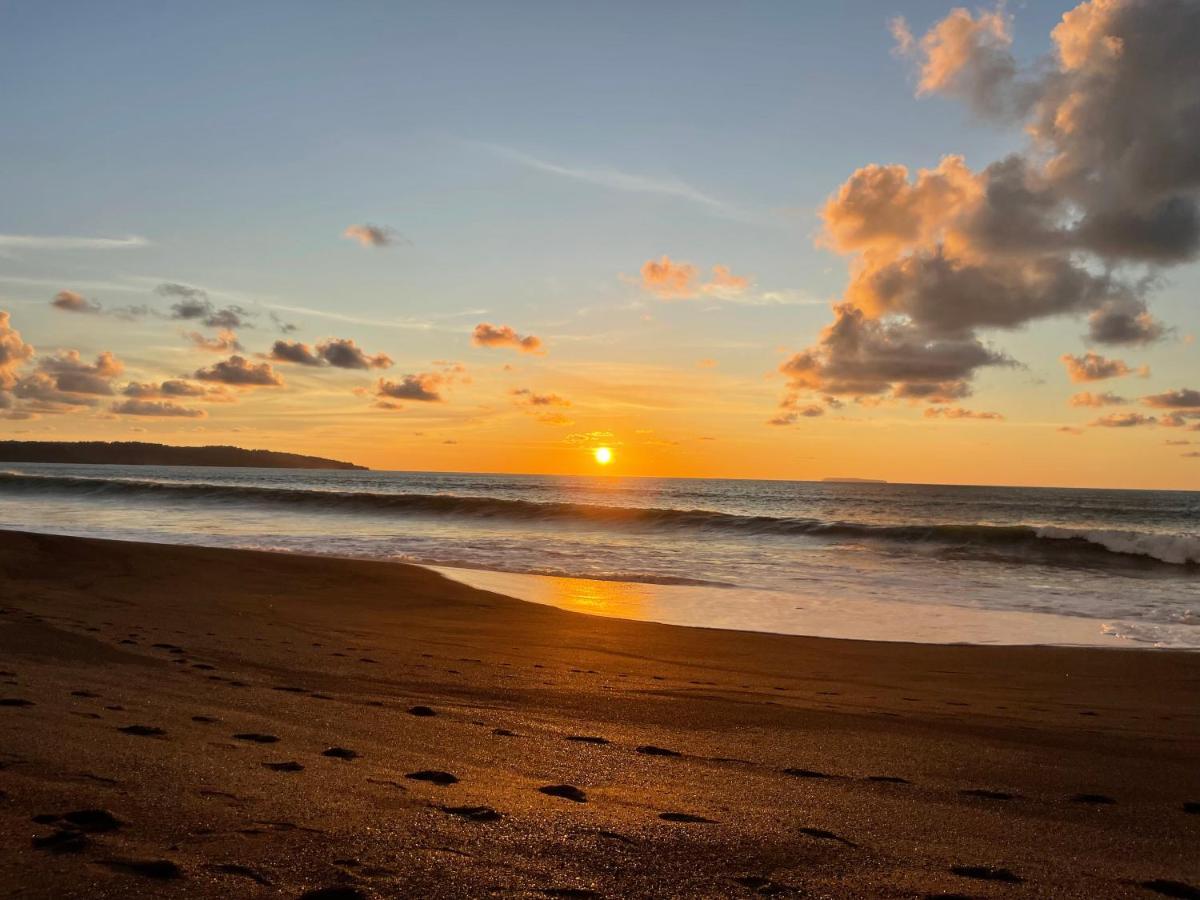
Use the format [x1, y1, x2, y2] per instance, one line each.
[1, 529, 1198, 897]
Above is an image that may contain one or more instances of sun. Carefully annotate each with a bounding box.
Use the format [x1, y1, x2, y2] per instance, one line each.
[593, 446, 613, 466]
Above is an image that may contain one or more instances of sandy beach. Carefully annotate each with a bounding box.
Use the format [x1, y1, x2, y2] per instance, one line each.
[1, 529, 1198, 898]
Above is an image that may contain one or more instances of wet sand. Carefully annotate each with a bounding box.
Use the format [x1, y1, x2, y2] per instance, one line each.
[0, 529, 1198, 898]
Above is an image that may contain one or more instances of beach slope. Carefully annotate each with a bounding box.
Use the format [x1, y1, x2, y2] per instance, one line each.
[0, 530, 1197, 898]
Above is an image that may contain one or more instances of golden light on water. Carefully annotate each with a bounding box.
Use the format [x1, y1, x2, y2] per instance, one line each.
[593, 446, 613, 466]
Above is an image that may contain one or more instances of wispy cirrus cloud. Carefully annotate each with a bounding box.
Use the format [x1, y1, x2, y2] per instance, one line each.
[0, 234, 149, 251]
[472, 141, 763, 223]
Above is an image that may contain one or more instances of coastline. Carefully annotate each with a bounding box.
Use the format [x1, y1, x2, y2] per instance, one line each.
[1, 530, 1198, 897]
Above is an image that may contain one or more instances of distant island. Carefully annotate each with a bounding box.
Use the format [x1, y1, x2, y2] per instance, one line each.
[0, 441, 366, 470]
[822, 477, 888, 484]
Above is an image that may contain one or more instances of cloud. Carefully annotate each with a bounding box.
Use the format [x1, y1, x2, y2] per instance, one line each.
[317, 338, 392, 370]
[768, 395, 825, 426]
[270, 340, 323, 366]
[1060, 351, 1144, 382]
[51, 290, 101, 314]
[639, 256, 751, 300]
[0, 311, 36, 389]
[186, 330, 242, 353]
[1069, 391, 1126, 407]
[376, 372, 444, 403]
[476, 142, 751, 221]
[534, 412, 572, 426]
[270, 338, 392, 369]
[123, 380, 213, 400]
[194, 355, 283, 387]
[1058, 425, 1085, 435]
[0, 234, 148, 251]
[472, 323, 544, 354]
[923, 406, 1004, 420]
[269, 311, 298, 334]
[783, 1, 1198, 410]
[156, 283, 250, 329]
[111, 398, 206, 418]
[34, 350, 123, 395]
[1141, 388, 1200, 409]
[343, 224, 399, 248]
[1090, 411, 1157, 427]
[511, 388, 569, 407]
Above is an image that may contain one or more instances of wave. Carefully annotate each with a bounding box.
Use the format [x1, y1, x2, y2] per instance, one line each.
[0, 470, 1196, 569]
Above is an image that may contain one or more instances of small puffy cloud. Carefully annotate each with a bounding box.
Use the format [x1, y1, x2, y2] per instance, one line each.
[639, 256, 750, 300]
[194, 355, 283, 387]
[122, 380, 211, 400]
[1090, 412, 1157, 428]
[186, 330, 242, 353]
[269, 311, 298, 334]
[270, 340, 323, 366]
[156, 283, 250, 329]
[1060, 351, 1144, 383]
[534, 412, 572, 426]
[35, 350, 123, 395]
[472, 323, 544, 354]
[511, 388, 569, 407]
[1058, 425, 1084, 435]
[376, 372, 444, 403]
[111, 398, 206, 418]
[565, 430, 615, 445]
[768, 393, 825, 426]
[317, 338, 392, 370]
[1086, 302, 1167, 346]
[923, 406, 1004, 420]
[51, 290, 101, 314]
[1068, 391, 1126, 407]
[343, 224, 398, 247]
[1141, 388, 1200, 409]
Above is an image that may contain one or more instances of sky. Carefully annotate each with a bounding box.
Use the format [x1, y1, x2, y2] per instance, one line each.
[1, 0, 1198, 488]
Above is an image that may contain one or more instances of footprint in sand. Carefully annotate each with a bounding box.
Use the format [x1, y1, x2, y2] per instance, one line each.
[70, 690, 100, 698]
[1183, 802, 1200, 815]
[443, 805, 502, 822]
[192, 716, 220, 724]
[321, 747, 358, 760]
[492, 728, 519, 737]
[1141, 879, 1200, 898]
[782, 768, 829, 779]
[118, 724, 166, 737]
[636, 745, 680, 757]
[32, 829, 90, 853]
[0, 698, 35, 707]
[659, 812, 716, 823]
[205, 863, 272, 887]
[98, 858, 183, 880]
[565, 735, 609, 745]
[960, 789, 1018, 801]
[233, 733, 280, 744]
[34, 809, 123, 832]
[950, 865, 1022, 883]
[408, 705, 437, 717]
[406, 770, 459, 786]
[540, 784, 587, 803]
[261, 761, 304, 772]
[865, 775, 910, 784]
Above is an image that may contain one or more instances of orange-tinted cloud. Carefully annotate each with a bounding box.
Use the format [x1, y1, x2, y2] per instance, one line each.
[343, 224, 397, 247]
[1060, 351, 1143, 382]
[640, 256, 750, 300]
[194, 355, 283, 387]
[472, 323, 543, 354]
[1068, 391, 1126, 407]
[510, 388, 569, 407]
[186, 329, 242, 353]
[1090, 411, 1156, 427]
[111, 398, 206, 418]
[51, 290, 101, 314]
[1141, 388, 1200, 409]
[376, 372, 444, 404]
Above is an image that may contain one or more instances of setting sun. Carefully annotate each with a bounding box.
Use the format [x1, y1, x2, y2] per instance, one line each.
[593, 446, 613, 466]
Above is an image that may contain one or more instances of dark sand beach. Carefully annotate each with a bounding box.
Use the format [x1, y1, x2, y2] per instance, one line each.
[1, 529, 1198, 898]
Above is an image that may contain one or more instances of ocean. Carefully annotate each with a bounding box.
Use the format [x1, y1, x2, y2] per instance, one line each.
[1, 464, 1197, 648]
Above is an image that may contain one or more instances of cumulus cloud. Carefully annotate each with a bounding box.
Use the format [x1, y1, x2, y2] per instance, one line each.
[781, 1, 1198, 413]
[1141, 388, 1200, 409]
[186, 330, 242, 353]
[194, 355, 283, 387]
[1060, 351, 1144, 382]
[34, 350, 123, 395]
[0, 311, 35, 389]
[122, 380, 212, 400]
[317, 338, 392, 370]
[923, 406, 1004, 420]
[1069, 391, 1126, 407]
[270, 338, 391, 369]
[111, 398, 206, 418]
[472, 323, 544, 354]
[376, 373, 444, 404]
[1090, 411, 1156, 427]
[768, 396, 825, 426]
[639, 256, 751, 300]
[343, 224, 398, 247]
[51, 290, 101, 314]
[156, 283, 250, 329]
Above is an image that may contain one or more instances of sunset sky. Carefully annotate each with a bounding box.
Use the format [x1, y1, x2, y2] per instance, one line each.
[1, 1, 1197, 488]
